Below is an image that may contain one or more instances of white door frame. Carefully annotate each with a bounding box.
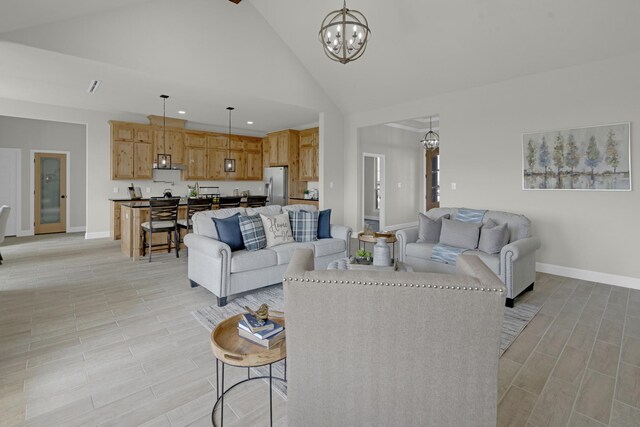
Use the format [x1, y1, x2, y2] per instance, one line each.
[30, 149, 71, 235]
[0, 148, 21, 236]
[361, 152, 385, 231]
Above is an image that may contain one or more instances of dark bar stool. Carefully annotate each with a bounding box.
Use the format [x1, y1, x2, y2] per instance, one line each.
[246, 195, 268, 207]
[178, 198, 213, 234]
[141, 198, 180, 262]
[218, 196, 242, 209]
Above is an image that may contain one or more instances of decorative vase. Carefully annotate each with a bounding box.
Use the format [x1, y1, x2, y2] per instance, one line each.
[373, 237, 391, 267]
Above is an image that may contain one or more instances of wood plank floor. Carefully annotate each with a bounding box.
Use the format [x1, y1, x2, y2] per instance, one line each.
[0, 233, 639, 426]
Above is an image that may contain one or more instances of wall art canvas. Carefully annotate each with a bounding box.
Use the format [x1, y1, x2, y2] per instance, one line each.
[523, 122, 631, 191]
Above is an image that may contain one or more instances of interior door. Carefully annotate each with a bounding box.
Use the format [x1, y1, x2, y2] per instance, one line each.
[35, 152, 67, 234]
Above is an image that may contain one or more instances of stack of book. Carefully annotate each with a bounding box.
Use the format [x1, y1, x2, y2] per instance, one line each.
[238, 313, 285, 348]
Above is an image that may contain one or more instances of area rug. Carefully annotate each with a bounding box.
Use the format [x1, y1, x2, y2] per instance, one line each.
[193, 284, 540, 398]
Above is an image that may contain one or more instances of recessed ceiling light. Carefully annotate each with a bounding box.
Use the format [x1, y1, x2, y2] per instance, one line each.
[247, 121, 254, 125]
[178, 110, 186, 115]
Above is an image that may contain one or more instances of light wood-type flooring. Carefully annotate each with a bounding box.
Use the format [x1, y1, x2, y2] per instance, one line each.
[1, 233, 639, 426]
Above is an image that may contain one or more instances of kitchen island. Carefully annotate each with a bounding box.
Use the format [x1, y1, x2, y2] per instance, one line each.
[120, 199, 189, 261]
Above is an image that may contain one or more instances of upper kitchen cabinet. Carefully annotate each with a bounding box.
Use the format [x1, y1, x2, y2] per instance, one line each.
[299, 127, 319, 181]
[110, 121, 153, 180]
[153, 128, 184, 164]
[266, 130, 299, 167]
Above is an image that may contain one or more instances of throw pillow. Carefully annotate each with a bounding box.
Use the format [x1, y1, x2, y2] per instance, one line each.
[417, 213, 450, 243]
[211, 213, 244, 251]
[260, 213, 294, 247]
[317, 209, 332, 239]
[478, 220, 510, 254]
[288, 210, 319, 242]
[238, 214, 267, 251]
[439, 218, 481, 250]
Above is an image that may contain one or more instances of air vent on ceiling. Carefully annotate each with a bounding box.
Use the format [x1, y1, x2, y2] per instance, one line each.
[87, 80, 101, 94]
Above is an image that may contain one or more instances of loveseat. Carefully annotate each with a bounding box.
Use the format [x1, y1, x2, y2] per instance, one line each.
[284, 249, 505, 426]
[184, 204, 351, 306]
[397, 207, 540, 307]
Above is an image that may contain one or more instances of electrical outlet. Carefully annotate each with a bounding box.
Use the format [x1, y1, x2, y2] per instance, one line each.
[451, 182, 457, 190]
[146, 187, 151, 193]
[397, 182, 402, 188]
[113, 187, 119, 193]
[329, 182, 334, 188]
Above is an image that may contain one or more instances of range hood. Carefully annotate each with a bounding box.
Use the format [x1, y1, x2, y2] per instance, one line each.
[153, 163, 185, 170]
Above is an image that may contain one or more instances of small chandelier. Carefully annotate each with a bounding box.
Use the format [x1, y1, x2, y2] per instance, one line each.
[224, 107, 236, 173]
[421, 116, 439, 151]
[157, 94, 171, 169]
[318, 0, 371, 64]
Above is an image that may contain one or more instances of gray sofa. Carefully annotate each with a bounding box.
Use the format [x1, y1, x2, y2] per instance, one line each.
[284, 249, 505, 427]
[184, 204, 351, 306]
[397, 207, 540, 307]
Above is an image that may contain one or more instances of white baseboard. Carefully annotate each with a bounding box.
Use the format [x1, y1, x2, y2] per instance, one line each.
[16, 230, 34, 237]
[537, 262, 640, 291]
[67, 226, 86, 233]
[85, 231, 110, 239]
[382, 221, 418, 232]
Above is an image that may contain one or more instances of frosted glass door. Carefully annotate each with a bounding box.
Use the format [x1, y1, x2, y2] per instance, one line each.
[35, 153, 67, 234]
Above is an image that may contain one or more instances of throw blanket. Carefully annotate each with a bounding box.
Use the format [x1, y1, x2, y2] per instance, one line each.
[455, 208, 487, 223]
[431, 208, 487, 265]
[431, 244, 467, 265]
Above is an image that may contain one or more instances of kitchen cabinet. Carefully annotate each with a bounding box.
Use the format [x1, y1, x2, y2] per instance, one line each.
[110, 122, 153, 180]
[299, 127, 319, 181]
[226, 149, 246, 181]
[184, 146, 207, 180]
[267, 130, 298, 167]
[245, 150, 263, 181]
[184, 132, 206, 148]
[206, 148, 227, 180]
[153, 128, 184, 164]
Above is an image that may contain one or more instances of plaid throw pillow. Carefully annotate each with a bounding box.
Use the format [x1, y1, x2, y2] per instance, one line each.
[288, 210, 319, 242]
[238, 214, 267, 251]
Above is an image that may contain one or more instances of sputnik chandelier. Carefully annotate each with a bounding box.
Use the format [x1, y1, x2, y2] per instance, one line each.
[318, 0, 371, 64]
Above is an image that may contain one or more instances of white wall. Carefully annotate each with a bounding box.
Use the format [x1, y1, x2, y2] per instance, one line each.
[359, 125, 423, 229]
[344, 51, 640, 285]
[0, 116, 86, 233]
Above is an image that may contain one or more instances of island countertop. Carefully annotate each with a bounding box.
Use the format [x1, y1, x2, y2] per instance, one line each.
[120, 198, 189, 208]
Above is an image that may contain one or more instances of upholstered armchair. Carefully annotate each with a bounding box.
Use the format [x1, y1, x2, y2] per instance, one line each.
[0, 205, 10, 265]
[283, 249, 505, 427]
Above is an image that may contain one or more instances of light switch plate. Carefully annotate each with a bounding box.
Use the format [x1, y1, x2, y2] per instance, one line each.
[451, 182, 457, 190]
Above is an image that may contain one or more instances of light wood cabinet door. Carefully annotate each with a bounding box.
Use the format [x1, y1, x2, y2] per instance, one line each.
[113, 124, 135, 141]
[300, 131, 314, 147]
[154, 129, 184, 164]
[226, 149, 246, 181]
[277, 134, 289, 165]
[246, 150, 263, 181]
[299, 145, 315, 181]
[263, 138, 270, 169]
[206, 148, 227, 180]
[112, 140, 134, 179]
[185, 132, 206, 148]
[184, 147, 207, 180]
[134, 142, 153, 179]
[313, 145, 319, 180]
[207, 134, 228, 149]
[133, 126, 152, 143]
[268, 135, 279, 166]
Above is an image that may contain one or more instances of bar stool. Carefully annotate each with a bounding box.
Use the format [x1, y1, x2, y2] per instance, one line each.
[141, 198, 180, 262]
[218, 196, 242, 209]
[246, 195, 268, 207]
[178, 198, 213, 235]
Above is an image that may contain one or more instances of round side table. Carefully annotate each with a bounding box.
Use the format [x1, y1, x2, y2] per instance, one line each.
[357, 232, 398, 260]
[210, 313, 286, 427]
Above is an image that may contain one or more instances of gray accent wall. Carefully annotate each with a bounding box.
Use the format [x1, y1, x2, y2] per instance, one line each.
[363, 156, 378, 219]
[0, 115, 86, 233]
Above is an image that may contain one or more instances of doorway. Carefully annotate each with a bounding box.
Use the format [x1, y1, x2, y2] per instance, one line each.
[362, 153, 385, 232]
[0, 148, 20, 236]
[34, 152, 67, 234]
[425, 147, 440, 210]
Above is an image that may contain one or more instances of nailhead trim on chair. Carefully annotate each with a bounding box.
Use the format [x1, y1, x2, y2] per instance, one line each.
[283, 277, 504, 292]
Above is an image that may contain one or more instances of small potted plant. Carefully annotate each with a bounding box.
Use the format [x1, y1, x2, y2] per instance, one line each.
[303, 189, 311, 199]
[354, 248, 373, 264]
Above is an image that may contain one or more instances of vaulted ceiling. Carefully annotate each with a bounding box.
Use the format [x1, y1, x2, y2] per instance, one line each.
[1, 0, 640, 131]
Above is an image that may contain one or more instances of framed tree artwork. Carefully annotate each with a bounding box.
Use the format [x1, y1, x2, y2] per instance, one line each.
[522, 122, 631, 191]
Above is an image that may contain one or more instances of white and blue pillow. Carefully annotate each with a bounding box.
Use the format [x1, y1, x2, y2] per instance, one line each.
[238, 214, 267, 251]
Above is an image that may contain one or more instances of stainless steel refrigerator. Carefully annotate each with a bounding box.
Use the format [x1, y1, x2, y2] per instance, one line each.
[264, 167, 288, 206]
